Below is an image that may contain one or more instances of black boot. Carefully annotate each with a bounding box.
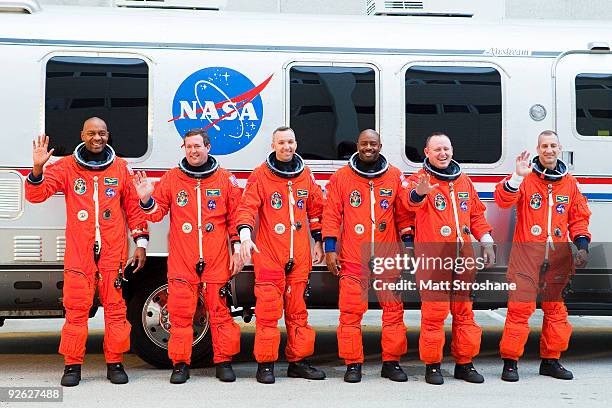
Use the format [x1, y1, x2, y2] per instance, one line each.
[344, 363, 362, 383]
[256, 362, 275, 384]
[381, 361, 408, 382]
[425, 363, 444, 385]
[287, 359, 326, 380]
[215, 361, 236, 382]
[501, 359, 519, 382]
[60, 364, 81, 387]
[170, 362, 190, 384]
[106, 363, 129, 384]
[539, 359, 573, 380]
[454, 362, 484, 383]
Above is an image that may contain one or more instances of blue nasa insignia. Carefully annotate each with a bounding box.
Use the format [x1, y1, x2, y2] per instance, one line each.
[380, 199, 390, 210]
[171, 67, 271, 155]
[105, 188, 116, 198]
[208, 199, 217, 210]
[297, 199, 305, 209]
[556, 203, 565, 214]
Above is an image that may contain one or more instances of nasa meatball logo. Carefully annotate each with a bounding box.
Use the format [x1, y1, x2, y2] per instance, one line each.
[170, 67, 272, 155]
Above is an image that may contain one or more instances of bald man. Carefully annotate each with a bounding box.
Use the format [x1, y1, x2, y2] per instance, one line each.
[407, 132, 494, 385]
[324, 129, 413, 383]
[26, 117, 149, 387]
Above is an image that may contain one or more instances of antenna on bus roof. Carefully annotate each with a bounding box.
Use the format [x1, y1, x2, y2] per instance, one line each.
[0, 0, 41, 14]
[114, 0, 226, 11]
[365, 0, 503, 19]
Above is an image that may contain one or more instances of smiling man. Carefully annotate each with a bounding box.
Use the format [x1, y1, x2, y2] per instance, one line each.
[323, 129, 413, 383]
[236, 126, 325, 384]
[495, 130, 591, 382]
[407, 131, 495, 385]
[25, 117, 149, 387]
[133, 128, 243, 384]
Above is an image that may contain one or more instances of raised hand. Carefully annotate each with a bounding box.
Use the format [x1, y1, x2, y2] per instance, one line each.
[132, 171, 154, 204]
[414, 173, 439, 196]
[515, 150, 532, 177]
[32, 134, 54, 177]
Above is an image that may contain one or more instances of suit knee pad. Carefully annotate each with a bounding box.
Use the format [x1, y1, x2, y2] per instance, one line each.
[338, 276, 367, 319]
[254, 283, 283, 323]
[62, 271, 93, 321]
[167, 279, 198, 327]
[421, 302, 449, 327]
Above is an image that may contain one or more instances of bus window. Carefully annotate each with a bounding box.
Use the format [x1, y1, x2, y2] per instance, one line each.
[404, 66, 502, 164]
[45, 56, 149, 158]
[289, 65, 376, 160]
[576, 73, 612, 137]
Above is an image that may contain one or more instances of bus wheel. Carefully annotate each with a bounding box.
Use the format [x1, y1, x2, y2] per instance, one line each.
[127, 280, 213, 368]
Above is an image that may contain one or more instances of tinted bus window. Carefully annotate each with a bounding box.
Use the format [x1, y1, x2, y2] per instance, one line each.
[576, 73, 612, 137]
[45, 56, 148, 157]
[289, 66, 376, 160]
[404, 66, 502, 164]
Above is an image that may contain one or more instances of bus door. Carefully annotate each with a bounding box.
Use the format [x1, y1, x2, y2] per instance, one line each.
[554, 51, 612, 301]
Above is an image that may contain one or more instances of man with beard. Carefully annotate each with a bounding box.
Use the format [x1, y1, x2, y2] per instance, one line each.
[323, 129, 413, 383]
[237, 126, 326, 384]
[133, 129, 243, 384]
[407, 132, 495, 385]
[495, 130, 591, 382]
[26, 117, 148, 386]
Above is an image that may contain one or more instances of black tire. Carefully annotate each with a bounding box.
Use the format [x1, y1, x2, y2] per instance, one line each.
[127, 277, 213, 369]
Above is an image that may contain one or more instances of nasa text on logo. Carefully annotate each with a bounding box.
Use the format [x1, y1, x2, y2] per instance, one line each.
[170, 67, 272, 155]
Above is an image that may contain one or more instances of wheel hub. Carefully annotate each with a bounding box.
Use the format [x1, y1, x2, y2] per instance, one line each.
[141, 284, 209, 350]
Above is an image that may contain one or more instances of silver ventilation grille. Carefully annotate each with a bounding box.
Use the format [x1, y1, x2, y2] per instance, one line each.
[14, 236, 42, 262]
[56, 236, 66, 262]
[384, 1, 424, 10]
[366, 0, 503, 18]
[0, 172, 24, 220]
